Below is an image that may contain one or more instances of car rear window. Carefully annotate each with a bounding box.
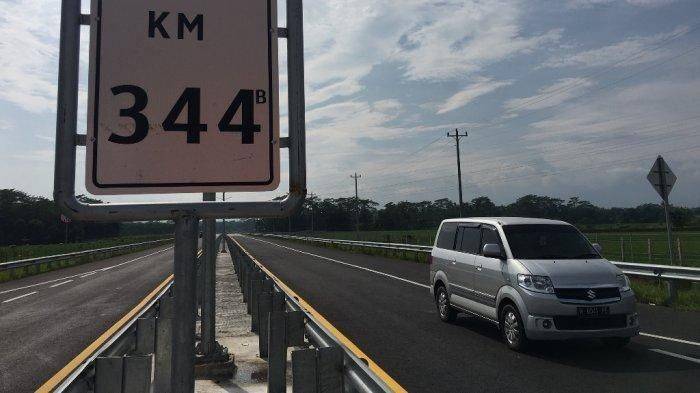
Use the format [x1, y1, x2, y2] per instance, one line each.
[436, 222, 458, 249]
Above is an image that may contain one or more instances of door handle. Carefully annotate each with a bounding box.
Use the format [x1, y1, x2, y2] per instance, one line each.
[451, 261, 457, 265]
[476, 264, 483, 271]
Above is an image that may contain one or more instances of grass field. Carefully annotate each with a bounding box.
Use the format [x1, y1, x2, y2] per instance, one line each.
[0, 235, 170, 263]
[308, 229, 700, 267]
[0, 235, 172, 283]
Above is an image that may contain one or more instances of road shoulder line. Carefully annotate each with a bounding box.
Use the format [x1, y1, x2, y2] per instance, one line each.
[243, 235, 430, 289]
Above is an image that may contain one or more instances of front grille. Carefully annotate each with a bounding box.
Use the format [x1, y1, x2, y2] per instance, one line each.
[553, 315, 627, 330]
[555, 287, 620, 301]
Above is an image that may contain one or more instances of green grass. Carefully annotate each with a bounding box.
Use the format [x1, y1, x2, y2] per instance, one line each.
[0, 235, 172, 283]
[0, 235, 170, 263]
[277, 232, 700, 310]
[304, 229, 700, 267]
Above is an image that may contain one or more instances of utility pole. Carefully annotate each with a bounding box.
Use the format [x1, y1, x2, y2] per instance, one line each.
[221, 192, 226, 236]
[350, 173, 361, 232]
[447, 129, 468, 217]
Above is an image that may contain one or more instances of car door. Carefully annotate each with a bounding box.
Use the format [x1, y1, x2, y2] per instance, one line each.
[472, 224, 506, 316]
[449, 224, 480, 306]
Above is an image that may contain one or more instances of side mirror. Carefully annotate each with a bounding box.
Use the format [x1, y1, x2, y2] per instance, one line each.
[592, 243, 603, 253]
[483, 243, 505, 259]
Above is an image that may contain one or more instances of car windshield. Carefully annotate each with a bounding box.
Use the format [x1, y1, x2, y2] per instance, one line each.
[502, 224, 601, 260]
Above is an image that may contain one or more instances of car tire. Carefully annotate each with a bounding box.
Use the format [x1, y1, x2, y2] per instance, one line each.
[602, 337, 630, 348]
[435, 285, 457, 323]
[500, 304, 529, 351]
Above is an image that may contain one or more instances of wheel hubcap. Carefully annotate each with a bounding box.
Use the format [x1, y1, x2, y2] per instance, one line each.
[504, 311, 520, 345]
[438, 291, 448, 317]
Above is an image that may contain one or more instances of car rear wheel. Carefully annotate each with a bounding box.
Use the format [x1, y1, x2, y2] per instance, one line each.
[501, 304, 528, 351]
[436, 285, 457, 322]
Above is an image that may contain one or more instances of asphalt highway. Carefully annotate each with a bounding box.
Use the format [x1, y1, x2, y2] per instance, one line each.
[236, 235, 700, 393]
[0, 244, 174, 392]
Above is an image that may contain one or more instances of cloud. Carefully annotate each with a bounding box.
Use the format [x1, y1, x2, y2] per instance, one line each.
[542, 26, 689, 69]
[0, 0, 60, 113]
[567, 0, 677, 8]
[504, 77, 595, 112]
[436, 78, 512, 114]
[303, 0, 560, 107]
[392, 1, 561, 81]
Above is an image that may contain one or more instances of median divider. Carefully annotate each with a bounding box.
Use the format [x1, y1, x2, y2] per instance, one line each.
[225, 235, 406, 393]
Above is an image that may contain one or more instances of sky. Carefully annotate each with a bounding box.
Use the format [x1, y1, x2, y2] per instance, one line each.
[1, 0, 699, 208]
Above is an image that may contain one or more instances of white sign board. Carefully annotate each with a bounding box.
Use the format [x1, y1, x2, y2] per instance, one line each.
[647, 156, 676, 200]
[86, 0, 279, 195]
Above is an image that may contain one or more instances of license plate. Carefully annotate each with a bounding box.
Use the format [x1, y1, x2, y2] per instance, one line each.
[577, 306, 610, 317]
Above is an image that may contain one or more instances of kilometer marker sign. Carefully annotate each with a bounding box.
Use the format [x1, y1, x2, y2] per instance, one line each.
[86, 0, 279, 194]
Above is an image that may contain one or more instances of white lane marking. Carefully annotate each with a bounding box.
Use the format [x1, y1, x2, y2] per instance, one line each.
[0, 247, 173, 295]
[246, 236, 700, 350]
[649, 349, 700, 364]
[80, 272, 97, 278]
[241, 235, 431, 289]
[2, 291, 38, 303]
[49, 280, 73, 288]
[640, 332, 700, 347]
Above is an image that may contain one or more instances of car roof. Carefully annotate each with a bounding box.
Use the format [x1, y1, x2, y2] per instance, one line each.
[440, 217, 572, 227]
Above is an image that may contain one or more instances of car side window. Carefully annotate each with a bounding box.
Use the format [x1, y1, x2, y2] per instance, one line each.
[457, 226, 481, 254]
[480, 226, 502, 256]
[436, 222, 458, 249]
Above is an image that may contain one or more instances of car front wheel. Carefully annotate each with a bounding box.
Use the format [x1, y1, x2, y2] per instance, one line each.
[501, 304, 528, 351]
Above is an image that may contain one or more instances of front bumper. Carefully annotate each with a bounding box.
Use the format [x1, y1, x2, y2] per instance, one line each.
[519, 288, 639, 340]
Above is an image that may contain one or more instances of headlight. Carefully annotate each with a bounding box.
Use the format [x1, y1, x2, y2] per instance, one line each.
[617, 274, 631, 292]
[517, 274, 554, 293]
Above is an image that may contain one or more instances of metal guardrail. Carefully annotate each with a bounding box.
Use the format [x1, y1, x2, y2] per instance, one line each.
[0, 238, 173, 271]
[44, 276, 175, 392]
[53, 246, 205, 392]
[225, 235, 396, 393]
[257, 233, 700, 284]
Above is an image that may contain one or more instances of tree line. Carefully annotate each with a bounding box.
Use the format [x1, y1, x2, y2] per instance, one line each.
[2, 188, 698, 246]
[0, 189, 173, 246]
[247, 194, 699, 233]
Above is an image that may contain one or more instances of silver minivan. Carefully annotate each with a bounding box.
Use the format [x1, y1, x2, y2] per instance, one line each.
[429, 217, 639, 350]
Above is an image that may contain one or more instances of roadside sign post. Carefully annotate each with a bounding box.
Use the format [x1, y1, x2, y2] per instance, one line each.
[53, 0, 306, 391]
[647, 155, 678, 303]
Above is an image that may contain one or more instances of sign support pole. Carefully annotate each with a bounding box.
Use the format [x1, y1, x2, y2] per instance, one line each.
[201, 193, 217, 357]
[657, 157, 677, 303]
[172, 215, 198, 393]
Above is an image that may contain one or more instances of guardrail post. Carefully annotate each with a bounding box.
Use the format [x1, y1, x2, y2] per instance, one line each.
[268, 311, 288, 392]
[154, 294, 173, 393]
[171, 215, 199, 393]
[251, 277, 264, 333]
[291, 346, 342, 393]
[135, 317, 156, 355]
[259, 290, 273, 358]
[123, 355, 153, 393]
[317, 346, 343, 393]
[292, 349, 317, 393]
[95, 357, 123, 393]
[286, 310, 305, 347]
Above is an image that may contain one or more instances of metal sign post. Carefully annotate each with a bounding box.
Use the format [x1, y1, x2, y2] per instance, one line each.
[172, 215, 199, 392]
[53, 0, 306, 391]
[647, 155, 678, 303]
